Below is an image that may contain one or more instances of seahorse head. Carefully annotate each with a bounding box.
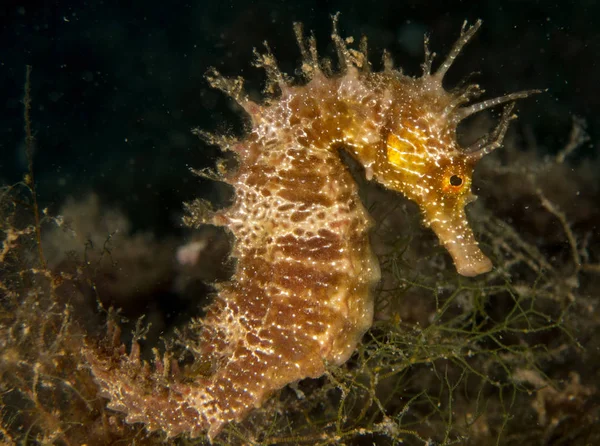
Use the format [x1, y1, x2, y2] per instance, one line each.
[373, 21, 538, 277]
[382, 104, 493, 277]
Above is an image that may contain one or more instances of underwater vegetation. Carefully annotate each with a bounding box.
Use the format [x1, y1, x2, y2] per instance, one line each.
[1, 15, 600, 446]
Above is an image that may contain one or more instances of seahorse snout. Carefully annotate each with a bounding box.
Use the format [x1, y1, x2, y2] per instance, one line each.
[428, 210, 492, 277]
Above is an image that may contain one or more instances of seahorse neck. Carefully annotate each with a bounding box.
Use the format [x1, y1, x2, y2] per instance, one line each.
[273, 70, 396, 178]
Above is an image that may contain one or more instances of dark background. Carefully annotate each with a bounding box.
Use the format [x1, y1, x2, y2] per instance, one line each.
[1, 0, 598, 235]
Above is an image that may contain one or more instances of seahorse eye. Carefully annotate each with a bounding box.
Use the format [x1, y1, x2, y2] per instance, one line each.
[449, 175, 463, 186]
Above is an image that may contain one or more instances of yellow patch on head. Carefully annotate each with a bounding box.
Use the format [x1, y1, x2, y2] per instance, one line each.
[385, 132, 424, 170]
[385, 133, 406, 168]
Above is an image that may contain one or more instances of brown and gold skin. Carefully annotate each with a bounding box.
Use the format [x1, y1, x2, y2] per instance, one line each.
[84, 17, 538, 441]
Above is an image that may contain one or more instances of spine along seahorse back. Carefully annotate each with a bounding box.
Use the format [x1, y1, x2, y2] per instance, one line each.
[85, 15, 539, 441]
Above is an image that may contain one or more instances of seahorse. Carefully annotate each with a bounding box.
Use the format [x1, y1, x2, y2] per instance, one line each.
[85, 16, 538, 441]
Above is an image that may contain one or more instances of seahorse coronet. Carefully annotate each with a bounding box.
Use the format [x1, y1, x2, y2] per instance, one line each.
[85, 15, 539, 441]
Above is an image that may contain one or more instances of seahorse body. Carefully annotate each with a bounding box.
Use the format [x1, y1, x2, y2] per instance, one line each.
[86, 17, 537, 441]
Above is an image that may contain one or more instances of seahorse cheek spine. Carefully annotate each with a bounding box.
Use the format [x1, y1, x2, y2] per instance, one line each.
[84, 17, 538, 441]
